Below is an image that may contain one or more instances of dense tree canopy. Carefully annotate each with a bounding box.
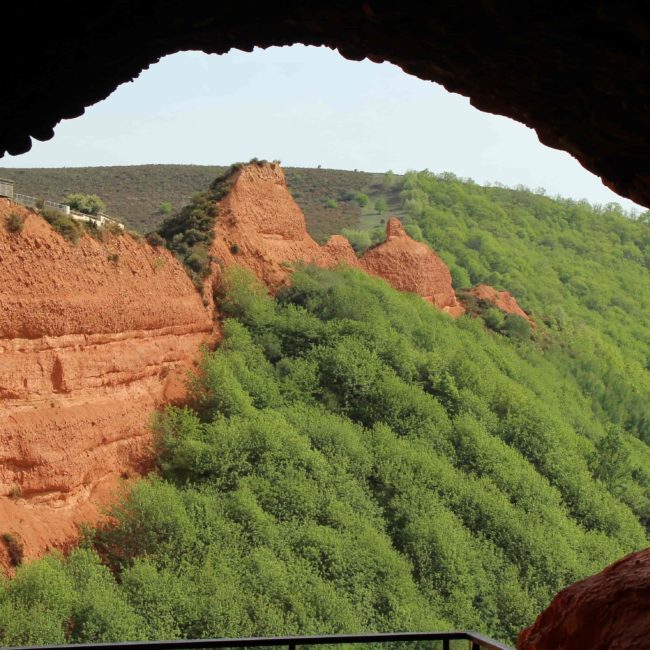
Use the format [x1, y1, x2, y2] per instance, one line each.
[396, 172, 650, 446]
[2, 264, 648, 647]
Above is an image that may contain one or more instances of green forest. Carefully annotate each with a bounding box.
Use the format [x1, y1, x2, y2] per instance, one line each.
[3, 168, 650, 647]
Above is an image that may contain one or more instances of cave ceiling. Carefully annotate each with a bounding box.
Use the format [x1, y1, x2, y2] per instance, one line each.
[3, 2, 650, 206]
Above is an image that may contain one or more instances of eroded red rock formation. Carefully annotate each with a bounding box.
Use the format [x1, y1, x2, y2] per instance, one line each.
[210, 164, 464, 318]
[468, 283, 533, 324]
[518, 548, 650, 650]
[210, 163, 359, 289]
[0, 200, 212, 567]
[360, 218, 464, 317]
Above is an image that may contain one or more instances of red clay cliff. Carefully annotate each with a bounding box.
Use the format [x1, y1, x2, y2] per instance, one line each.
[0, 163, 530, 569]
[210, 163, 358, 288]
[210, 164, 463, 317]
[0, 200, 212, 568]
[360, 218, 464, 317]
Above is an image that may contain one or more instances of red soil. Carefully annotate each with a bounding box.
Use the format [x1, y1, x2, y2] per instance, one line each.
[360, 218, 464, 317]
[210, 164, 462, 318]
[469, 283, 533, 324]
[0, 200, 212, 568]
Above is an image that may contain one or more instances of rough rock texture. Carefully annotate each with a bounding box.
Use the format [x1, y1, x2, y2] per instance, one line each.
[2, 4, 650, 207]
[210, 163, 356, 289]
[0, 200, 212, 566]
[210, 164, 463, 318]
[321, 235, 361, 267]
[361, 218, 464, 316]
[518, 548, 650, 650]
[469, 284, 533, 324]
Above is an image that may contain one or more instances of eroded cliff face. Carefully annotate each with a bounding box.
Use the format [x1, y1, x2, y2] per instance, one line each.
[518, 548, 650, 650]
[210, 163, 358, 288]
[468, 284, 533, 324]
[360, 218, 464, 317]
[210, 164, 464, 318]
[0, 201, 212, 566]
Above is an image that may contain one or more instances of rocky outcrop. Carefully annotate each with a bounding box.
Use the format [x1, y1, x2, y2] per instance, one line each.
[518, 548, 650, 650]
[210, 163, 359, 289]
[360, 218, 464, 317]
[0, 200, 212, 566]
[210, 164, 464, 317]
[468, 284, 533, 324]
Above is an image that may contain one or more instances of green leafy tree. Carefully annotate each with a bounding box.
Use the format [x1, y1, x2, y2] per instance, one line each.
[590, 426, 631, 492]
[501, 314, 531, 341]
[355, 193, 369, 208]
[483, 307, 505, 331]
[64, 194, 106, 215]
[341, 228, 372, 254]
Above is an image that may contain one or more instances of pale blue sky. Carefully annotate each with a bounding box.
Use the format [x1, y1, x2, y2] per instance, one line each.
[1, 45, 642, 212]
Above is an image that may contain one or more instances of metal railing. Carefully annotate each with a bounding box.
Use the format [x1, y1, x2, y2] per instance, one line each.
[3, 631, 514, 650]
[14, 193, 38, 208]
[12, 192, 124, 230]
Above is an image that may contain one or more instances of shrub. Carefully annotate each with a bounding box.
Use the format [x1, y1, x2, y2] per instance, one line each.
[341, 228, 372, 254]
[355, 192, 369, 207]
[64, 193, 106, 216]
[450, 264, 471, 290]
[2, 533, 24, 567]
[405, 224, 424, 241]
[158, 202, 173, 215]
[146, 232, 165, 247]
[483, 307, 505, 331]
[6, 212, 24, 234]
[325, 198, 338, 209]
[155, 166, 245, 284]
[230, 243, 240, 255]
[501, 314, 532, 341]
[107, 253, 119, 264]
[82, 220, 105, 241]
[105, 222, 124, 236]
[40, 208, 82, 245]
[151, 256, 167, 271]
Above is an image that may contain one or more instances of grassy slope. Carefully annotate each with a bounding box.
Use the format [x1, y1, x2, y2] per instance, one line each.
[0, 165, 397, 240]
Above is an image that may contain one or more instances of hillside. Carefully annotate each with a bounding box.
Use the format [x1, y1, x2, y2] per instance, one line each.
[0, 265, 646, 646]
[0, 165, 390, 240]
[1, 163, 650, 647]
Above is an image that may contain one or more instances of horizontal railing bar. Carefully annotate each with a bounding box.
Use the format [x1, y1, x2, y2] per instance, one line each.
[2, 630, 513, 650]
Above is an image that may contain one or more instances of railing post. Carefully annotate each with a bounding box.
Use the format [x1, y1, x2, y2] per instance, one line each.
[443, 640, 450, 650]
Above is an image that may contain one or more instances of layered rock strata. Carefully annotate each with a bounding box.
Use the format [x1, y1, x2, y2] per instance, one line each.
[0, 201, 212, 566]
